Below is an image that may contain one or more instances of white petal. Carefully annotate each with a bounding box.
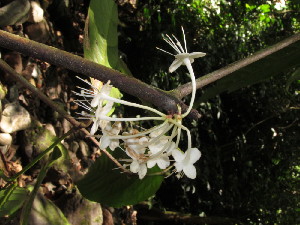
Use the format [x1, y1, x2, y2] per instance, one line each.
[99, 120, 109, 131]
[175, 53, 191, 59]
[139, 137, 149, 145]
[172, 148, 185, 162]
[90, 120, 99, 135]
[99, 135, 110, 149]
[174, 161, 183, 172]
[91, 93, 101, 107]
[130, 160, 139, 173]
[183, 164, 197, 179]
[138, 164, 147, 179]
[147, 159, 156, 168]
[169, 59, 183, 73]
[188, 148, 201, 164]
[189, 52, 206, 58]
[157, 155, 170, 169]
[109, 139, 119, 151]
[166, 142, 176, 155]
[111, 122, 122, 135]
[102, 83, 112, 95]
[148, 138, 168, 154]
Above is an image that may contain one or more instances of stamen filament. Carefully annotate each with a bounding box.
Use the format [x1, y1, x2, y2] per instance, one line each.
[99, 115, 165, 122]
[181, 26, 188, 53]
[109, 121, 169, 140]
[101, 94, 166, 117]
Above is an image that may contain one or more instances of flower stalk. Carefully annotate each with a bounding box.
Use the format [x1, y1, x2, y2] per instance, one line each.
[75, 28, 205, 179]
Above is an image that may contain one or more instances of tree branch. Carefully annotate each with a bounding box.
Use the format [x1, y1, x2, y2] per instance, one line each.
[0, 30, 200, 119]
[173, 33, 300, 99]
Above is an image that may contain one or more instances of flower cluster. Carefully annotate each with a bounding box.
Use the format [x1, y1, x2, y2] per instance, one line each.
[74, 28, 205, 179]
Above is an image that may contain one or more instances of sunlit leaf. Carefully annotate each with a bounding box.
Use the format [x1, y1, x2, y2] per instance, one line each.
[0, 186, 28, 217]
[84, 0, 118, 68]
[84, 0, 130, 74]
[27, 193, 71, 225]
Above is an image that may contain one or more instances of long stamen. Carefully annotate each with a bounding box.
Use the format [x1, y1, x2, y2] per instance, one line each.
[164, 34, 181, 54]
[181, 26, 188, 53]
[180, 124, 192, 150]
[99, 115, 165, 122]
[172, 34, 185, 53]
[100, 94, 166, 117]
[109, 121, 169, 140]
[145, 123, 174, 147]
[76, 75, 99, 91]
[156, 47, 174, 56]
[74, 100, 93, 112]
[175, 127, 182, 148]
[75, 86, 95, 94]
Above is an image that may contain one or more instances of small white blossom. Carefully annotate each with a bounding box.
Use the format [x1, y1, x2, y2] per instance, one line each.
[130, 160, 147, 179]
[147, 153, 170, 169]
[146, 129, 174, 169]
[99, 122, 122, 150]
[91, 100, 114, 134]
[157, 27, 206, 73]
[123, 131, 149, 155]
[172, 148, 201, 179]
[73, 78, 115, 135]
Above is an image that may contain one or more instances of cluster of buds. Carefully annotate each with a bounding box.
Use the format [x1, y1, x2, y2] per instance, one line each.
[74, 28, 205, 179]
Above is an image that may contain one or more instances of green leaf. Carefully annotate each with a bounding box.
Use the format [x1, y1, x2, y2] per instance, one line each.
[259, 4, 271, 13]
[199, 40, 300, 102]
[0, 186, 28, 217]
[34, 128, 69, 173]
[76, 150, 164, 207]
[26, 193, 71, 225]
[84, 0, 128, 112]
[49, 146, 63, 165]
[82, 0, 131, 139]
[84, 0, 118, 69]
[20, 147, 64, 225]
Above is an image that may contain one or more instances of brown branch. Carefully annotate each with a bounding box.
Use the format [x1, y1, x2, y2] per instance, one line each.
[0, 59, 131, 174]
[0, 30, 200, 119]
[173, 33, 300, 99]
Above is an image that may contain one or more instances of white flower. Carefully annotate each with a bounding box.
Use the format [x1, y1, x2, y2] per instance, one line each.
[157, 27, 206, 73]
[172, 148, 201, 179]
[130, 160, 147, 179]
[91, 100, 114, 134]
[123, 131, 149, 155]
[147, 153, 170, 169]
[147, 137, 170, 169]
[146, 129, 175, 169]
[99, 122, 122, 150]
[90, 81, 112, 108]
[73, 78, 116, 135]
